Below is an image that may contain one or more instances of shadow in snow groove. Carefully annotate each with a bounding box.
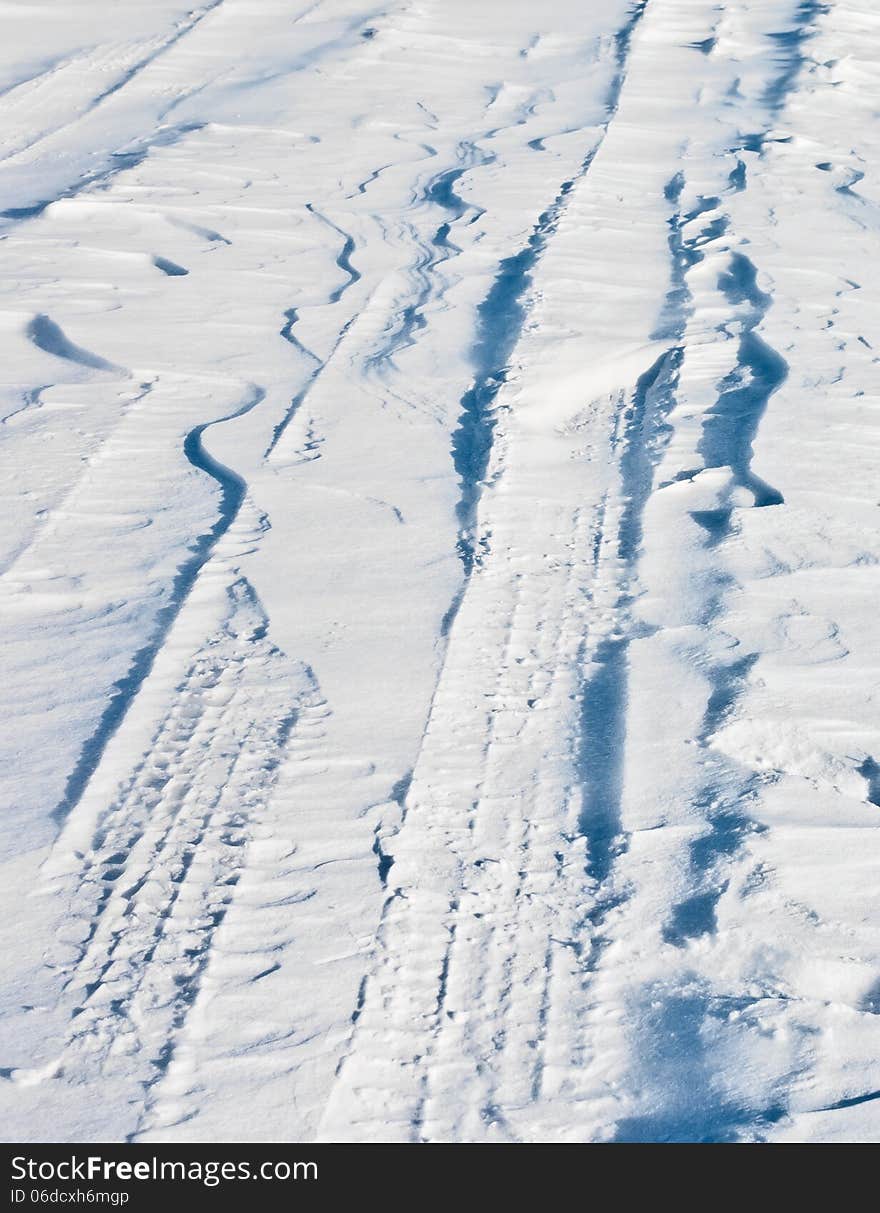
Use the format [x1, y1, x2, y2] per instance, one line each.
[450, 0, 650, 579]
[152, 256, 188, 277]
[614, 2, 827, 1140]
[578, 351, 679, 895]
[858, 758, 880, 808]
[695, 252, 787, 535]
[1, 123, 204, 224]
[578, 166, 707, 918]
[663, 651, 761, 947]
[306, 203, 361, 304]
[652, 197, 782, 937]
[763, 1, 829, 114]
[90, 0, 227, 110]
[614, 987, 785, 1142]
[52, 384, 266, 825]
[265, 204, 361, 457]
[366, 149, 489, 369]
[27, 314, 123, 373]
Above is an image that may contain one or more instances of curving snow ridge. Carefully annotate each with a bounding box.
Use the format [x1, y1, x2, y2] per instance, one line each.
[0, 0, 878, 1143]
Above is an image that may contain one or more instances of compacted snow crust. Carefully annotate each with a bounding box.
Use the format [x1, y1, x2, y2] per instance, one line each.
[0, 0, 879, 1143]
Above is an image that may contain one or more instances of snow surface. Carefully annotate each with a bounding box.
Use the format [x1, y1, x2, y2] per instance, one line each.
[0, 0, 879, 1143]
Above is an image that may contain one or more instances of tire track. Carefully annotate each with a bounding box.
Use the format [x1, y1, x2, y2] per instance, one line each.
[317, 1, 653, 1141]
[52, 381, 267, 827]
[603, 0, 826, 1142]
[0, 5, 224, 168]
[16, 575, 315, 1105]
[451, 0, 650, 577]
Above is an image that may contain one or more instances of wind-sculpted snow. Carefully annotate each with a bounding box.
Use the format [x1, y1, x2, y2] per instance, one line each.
[1, 0, 879, 1145]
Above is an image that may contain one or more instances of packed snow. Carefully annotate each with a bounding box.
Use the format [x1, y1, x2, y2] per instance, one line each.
[1, 0, 879, 1143]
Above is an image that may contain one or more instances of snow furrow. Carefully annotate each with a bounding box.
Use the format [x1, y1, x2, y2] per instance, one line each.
[452, 0, 650, 576]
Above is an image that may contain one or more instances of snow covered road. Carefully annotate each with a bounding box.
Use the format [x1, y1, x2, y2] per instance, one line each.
[1, 0, 879, 1143]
